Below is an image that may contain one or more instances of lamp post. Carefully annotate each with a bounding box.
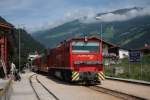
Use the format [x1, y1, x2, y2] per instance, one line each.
[18, 25, 21, 73]
[95, 16, 103, 56]
[95, 16, 103, 40]
[95, 16, 104, 70]
[18, 24, 24, 73]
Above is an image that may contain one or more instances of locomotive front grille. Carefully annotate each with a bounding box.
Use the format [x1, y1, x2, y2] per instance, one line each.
[74, 61, 101, 65]
[79, 72, 97, 81]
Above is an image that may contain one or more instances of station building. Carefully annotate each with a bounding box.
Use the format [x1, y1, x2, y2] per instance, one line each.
[140, 44, 150, 55]
[0, 22, 13, 78]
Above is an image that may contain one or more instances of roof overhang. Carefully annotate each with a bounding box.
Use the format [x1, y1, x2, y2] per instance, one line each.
[0, 23, 13, 29]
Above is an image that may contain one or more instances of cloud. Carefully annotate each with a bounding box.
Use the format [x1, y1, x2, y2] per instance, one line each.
[99, 7, 150, 22]
[0, 0, 150, 32]
[78, 7, 150, 23]
[30, 6, 150, 32]
[64, 7, 97, 20]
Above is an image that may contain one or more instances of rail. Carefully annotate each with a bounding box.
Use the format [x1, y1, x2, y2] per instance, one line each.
[87, 85, 146, 100]
[106, 76, 150, 86]
[29, 74, 59, 100]
[36, 76, 59, 100]
[29, 74, 40, 100]
[86, 76, 150, 100]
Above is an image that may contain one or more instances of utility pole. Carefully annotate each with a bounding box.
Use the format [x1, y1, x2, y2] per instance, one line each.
[18, 25, 21, 73]
[100, 23, 102, 40]
[100, 23, 103, 56]
[96, 16, 104, 71]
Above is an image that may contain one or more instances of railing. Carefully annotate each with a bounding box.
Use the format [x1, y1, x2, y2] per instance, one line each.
[104, 55, 150, 82]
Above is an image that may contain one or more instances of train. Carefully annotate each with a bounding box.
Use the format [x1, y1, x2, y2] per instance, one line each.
[32, 37, 105, 84]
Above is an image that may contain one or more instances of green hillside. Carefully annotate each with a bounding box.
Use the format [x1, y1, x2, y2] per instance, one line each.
[33, 7, 150, 49]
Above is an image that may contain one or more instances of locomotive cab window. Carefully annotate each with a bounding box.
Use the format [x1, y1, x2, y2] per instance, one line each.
[72, 41, 99, 53]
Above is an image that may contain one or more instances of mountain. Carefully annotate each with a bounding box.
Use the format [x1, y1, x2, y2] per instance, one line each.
[32, 7, 150, 49]
[0, 16, 45, 66]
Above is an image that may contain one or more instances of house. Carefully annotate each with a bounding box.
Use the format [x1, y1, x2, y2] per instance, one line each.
[0, 22, 13, 78]
[100, 39, 119, 65]
[119, 49, 129, 59]
[140, 44, 150, 55]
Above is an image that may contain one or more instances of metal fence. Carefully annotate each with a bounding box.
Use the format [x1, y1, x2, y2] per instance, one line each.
[104, 55, 150, 82]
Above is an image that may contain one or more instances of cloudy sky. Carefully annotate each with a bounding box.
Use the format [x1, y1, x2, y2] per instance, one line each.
[0, 0, 150, 32]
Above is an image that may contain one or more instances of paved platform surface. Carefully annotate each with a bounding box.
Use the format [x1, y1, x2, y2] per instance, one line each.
[10, 72, 37, 100]
[100, 80, 150, 99]
[0, 79, 9, 90]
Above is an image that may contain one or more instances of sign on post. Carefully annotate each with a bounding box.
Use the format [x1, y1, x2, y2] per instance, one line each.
[129, 50, 141, 62]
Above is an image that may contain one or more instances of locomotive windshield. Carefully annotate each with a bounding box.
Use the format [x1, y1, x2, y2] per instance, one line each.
[72, 41, 99, 53]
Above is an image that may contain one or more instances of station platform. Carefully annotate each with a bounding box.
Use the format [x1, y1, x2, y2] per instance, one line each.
[100, 80, 150, 99]
[0, 78, 12, 100]
[0, 79, 9, 90]
[10, 72, 37, 100]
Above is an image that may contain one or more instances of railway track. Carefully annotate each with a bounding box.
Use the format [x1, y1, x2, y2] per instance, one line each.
[86, 85, 146, 100]
[30, 73, 149, 100]
[83, 76, 150, 100]
[106, 76, 150, 86]
[29, 74, 59, 100]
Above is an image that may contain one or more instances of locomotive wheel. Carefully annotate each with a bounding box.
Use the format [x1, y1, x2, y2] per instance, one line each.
[61, 70, 71, 82]
[64, 72, 69, 82]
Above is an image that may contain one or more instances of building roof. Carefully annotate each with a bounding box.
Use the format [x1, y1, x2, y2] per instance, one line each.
[140, 45, 150, 51]
[69, 37, 119, 48]
[0, 22, 13, 29]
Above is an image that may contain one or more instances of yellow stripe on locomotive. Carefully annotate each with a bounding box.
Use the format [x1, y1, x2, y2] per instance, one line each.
[72, 71, 79, 81]
[97, 72, 105, 80]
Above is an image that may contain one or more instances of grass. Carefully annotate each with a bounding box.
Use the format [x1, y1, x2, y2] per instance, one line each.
[104, 54, 150, 82]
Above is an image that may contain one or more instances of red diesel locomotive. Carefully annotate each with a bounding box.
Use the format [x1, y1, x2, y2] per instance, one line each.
[33, 37, 105, 83]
